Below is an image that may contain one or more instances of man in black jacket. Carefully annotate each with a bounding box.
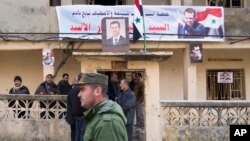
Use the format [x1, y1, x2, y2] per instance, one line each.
[58, 73, 72, 95]
[117, 79, 136, 141]
[66, 85, 86, 141]
[9, 75, 30, 118]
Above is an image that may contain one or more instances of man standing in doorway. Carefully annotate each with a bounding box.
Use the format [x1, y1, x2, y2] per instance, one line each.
[118, 79, 136, 141]
[134, 72, 145, 131]
[107, 72, 120, 101]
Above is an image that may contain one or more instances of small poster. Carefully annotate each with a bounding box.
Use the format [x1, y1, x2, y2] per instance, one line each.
[190, 43, 203, 63]
[217, 72, 233, 83]
[42, 49, 55, 66]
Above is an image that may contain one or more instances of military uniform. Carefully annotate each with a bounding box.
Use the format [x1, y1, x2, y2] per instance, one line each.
[76, 73, 128, 141]
[84, 100, 128, 141]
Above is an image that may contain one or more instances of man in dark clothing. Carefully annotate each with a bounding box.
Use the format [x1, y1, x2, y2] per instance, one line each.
[117, 79, 136, 141]
[177, 8, 205, 38]
[9, 76, 30, 94]
[35, 74, 60, 119]
[58, 73, 72, 95]
[9, 75, 30, 118]
[77, 73, 127, 141]
[35, 74, 60, 95]
[134, 72, 145, 130]
[107, 72, 120, 101]
[66, 85, 86, 141]
[129, 72, 137, 91]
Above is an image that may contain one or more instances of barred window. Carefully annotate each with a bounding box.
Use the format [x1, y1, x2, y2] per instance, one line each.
[207, 69, 245, 100]
[207, 0, 244, 8]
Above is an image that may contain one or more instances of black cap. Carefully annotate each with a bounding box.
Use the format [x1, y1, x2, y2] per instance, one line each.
[14, 76, 22, 82]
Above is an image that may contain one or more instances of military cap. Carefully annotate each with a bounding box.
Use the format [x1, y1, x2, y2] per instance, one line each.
[76, 73, 108, 86]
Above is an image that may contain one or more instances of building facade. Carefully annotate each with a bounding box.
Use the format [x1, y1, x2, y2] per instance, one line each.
[1, 0, 250, 140]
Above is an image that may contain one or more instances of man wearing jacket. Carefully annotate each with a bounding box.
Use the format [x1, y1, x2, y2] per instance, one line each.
[117, 79, 136, 141]
[77, 73, 128, 141]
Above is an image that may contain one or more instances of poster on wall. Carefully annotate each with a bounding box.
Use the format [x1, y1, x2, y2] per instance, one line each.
[102, 17, 129, 52]
[217, 72, 233, 83]
[42, 49, 55, 66]
[190, 43, 203, 63]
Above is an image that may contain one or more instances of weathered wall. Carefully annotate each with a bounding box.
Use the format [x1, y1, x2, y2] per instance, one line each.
[0, 49, 80, 94]
[159, 49, 184, 100]
[0, 120, 70, 141]
[159, 48, 250, 100]
[197, 49, 250, 100]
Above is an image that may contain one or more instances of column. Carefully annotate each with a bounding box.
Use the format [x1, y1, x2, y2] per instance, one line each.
[183, 47, 197, 100]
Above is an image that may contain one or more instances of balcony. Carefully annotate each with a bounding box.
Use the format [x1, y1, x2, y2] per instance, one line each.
[0, 94, 69, 141]
[160, 100, 250, 141]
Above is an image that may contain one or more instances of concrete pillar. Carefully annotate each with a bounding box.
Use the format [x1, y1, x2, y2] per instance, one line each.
[43, 66, 54, 80]
[183, 47, 197, 100]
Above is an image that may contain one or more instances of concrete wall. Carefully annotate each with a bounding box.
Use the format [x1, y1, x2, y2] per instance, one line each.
[0, 120, 70, 141]
[159, 48, 250, 100]
[0, 49, 80, 94]
[197, 49, 250, 100]
[159, 49, 184, 100]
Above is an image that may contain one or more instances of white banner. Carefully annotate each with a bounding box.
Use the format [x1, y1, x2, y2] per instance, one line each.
[56, 5, 224, 41]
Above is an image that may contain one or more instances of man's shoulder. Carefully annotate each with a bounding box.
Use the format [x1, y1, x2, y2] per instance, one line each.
[120, 36, 126, 40]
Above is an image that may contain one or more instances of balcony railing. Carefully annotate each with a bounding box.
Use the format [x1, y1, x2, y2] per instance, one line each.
[160, 100, 250, 141]
[0, 94, 67, 120]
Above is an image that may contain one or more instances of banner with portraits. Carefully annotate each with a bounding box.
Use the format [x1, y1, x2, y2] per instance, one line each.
[56, 5, 224, 41]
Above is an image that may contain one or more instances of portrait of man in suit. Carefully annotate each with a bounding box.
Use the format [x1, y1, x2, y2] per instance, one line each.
[106, 21, 127, 46]
[102, 17, 129, 52]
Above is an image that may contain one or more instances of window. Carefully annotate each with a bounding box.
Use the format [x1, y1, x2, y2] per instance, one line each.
[207, 69, 245, 100]
[88, 0, 125, 5]
[207, 0, 244, 8]
[50, 0, 61, 6]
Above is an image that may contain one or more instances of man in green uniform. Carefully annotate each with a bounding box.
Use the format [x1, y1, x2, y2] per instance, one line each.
[76, 72, 128, 141]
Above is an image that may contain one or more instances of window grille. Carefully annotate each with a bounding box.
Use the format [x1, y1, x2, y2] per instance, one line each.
[207, 69, 245, 100]
[207, 0, 244, 8]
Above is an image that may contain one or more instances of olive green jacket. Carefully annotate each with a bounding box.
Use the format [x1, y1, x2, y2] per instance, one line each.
[83, 100, 128, 141]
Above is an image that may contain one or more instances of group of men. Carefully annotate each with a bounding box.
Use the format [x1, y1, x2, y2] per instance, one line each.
[9, 73, 72, 96]
[76, 72, 145, 141]
[106, 72, 145, 141]
[9, 72, 145, 141]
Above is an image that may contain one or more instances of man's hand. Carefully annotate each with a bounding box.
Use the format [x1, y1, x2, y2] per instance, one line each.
[175, 11, 185, 27]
